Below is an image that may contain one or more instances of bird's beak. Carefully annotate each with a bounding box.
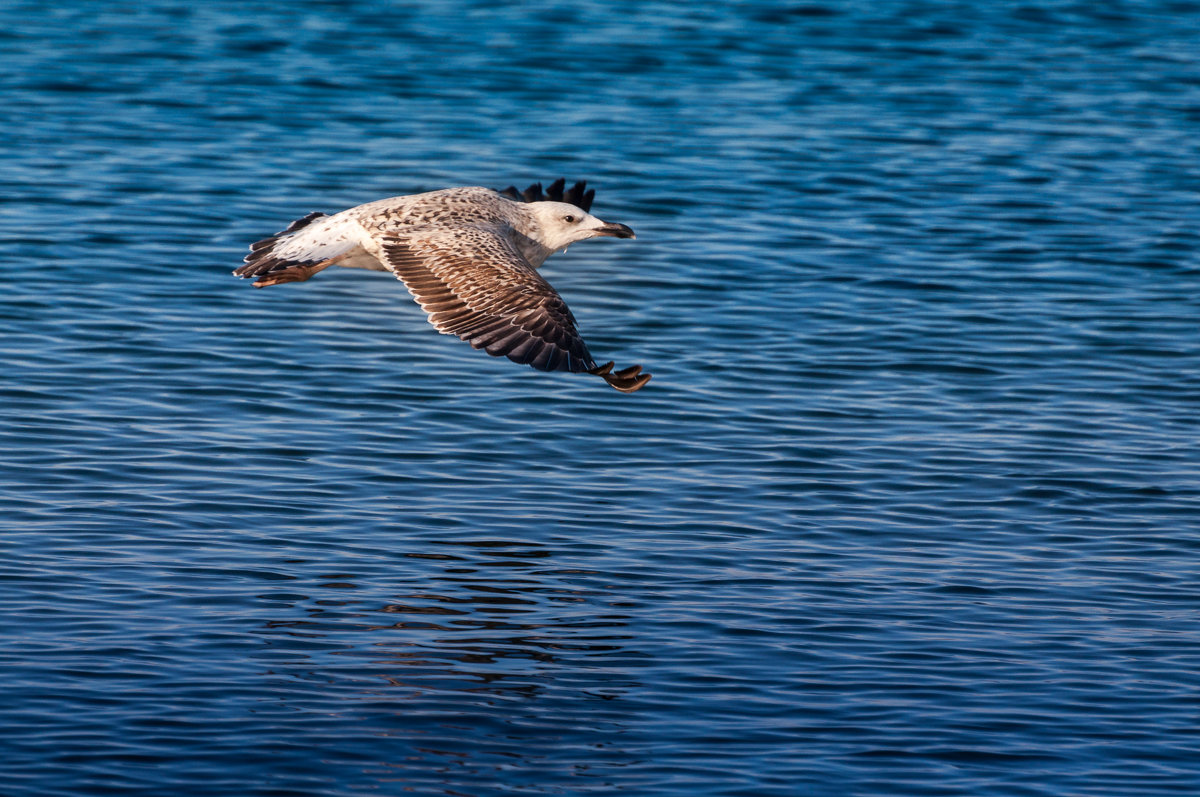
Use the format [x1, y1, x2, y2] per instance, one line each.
[593, 221, 636, 239]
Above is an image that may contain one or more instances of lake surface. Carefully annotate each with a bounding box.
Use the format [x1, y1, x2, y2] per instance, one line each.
[3, 1, 1200, 795]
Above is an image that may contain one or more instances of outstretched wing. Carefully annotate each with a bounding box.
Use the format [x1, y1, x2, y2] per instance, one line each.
[380, 226, 598, 374]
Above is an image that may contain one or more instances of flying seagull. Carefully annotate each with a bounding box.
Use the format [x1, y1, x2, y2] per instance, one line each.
[233, 178, 651, 393]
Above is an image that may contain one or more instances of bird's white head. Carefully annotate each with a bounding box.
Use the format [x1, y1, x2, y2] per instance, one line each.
[524, 201, 636, 253]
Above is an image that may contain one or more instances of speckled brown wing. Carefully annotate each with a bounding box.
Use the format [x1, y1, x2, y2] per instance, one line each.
[380, 226, 599, 374]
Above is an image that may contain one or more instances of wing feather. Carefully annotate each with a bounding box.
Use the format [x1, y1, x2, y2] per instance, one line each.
[379, 227, 597, 373]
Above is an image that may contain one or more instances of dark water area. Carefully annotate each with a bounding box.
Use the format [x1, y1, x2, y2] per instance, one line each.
[3, 1, 1200, 795]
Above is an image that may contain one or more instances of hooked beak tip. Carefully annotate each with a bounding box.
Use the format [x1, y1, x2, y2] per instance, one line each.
[596, 222, 636, 239]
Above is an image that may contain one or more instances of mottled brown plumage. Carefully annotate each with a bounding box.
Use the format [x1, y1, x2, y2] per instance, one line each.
[233, 180, 651, 393]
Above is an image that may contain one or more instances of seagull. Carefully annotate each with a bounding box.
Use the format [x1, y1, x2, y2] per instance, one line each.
[234, 178, 651, 393]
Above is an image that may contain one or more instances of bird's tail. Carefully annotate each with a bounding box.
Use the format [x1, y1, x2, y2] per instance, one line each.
[234, 211, 347, 288]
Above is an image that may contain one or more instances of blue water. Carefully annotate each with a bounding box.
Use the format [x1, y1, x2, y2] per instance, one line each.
[3, 1, 1200, 795]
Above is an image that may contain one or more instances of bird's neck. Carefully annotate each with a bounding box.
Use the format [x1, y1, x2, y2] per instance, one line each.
[510, 229, 555, 268]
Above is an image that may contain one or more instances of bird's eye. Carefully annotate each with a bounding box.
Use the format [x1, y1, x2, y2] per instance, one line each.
[564, 215, 576, 223]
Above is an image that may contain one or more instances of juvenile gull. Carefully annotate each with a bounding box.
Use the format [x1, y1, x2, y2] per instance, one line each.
[234, 179, 650, 393]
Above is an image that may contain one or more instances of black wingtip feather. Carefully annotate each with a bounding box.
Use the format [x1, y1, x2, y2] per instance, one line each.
[499, 179, 596, 212]
[586, 362, 651, 393]
[563, 182, 595, 212]
[522, 182, 544, 203]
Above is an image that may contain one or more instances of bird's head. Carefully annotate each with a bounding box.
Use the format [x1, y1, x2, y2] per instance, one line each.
[525, 201, 635, 252]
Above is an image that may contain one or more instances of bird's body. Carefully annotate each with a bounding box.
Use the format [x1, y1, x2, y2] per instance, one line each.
[234, 179, 650, 392]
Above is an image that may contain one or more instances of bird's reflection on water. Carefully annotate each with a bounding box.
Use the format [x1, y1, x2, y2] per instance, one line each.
[254, 537, 644, 788]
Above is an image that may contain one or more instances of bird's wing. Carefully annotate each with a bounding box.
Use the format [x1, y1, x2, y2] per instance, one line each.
[379, 225, 599, 374]
[498, 178, 595, 212]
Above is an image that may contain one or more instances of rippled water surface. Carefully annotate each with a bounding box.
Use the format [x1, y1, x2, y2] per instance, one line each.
[3, 1, 1200, 795]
